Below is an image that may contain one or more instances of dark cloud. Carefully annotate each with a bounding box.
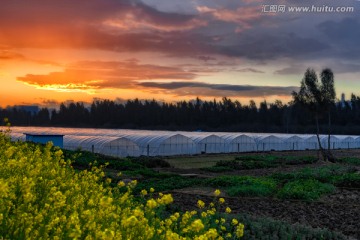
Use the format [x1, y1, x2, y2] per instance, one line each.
[274, 66, 305, 75]
[275, 62, 360, 75]
[16, 60, 196, 91]
[318, 18, 360, 45]
[138, 81, 298, 97]
[317, 18, 360, 60]
[219, 33, 329, 60]
[0, 0, 358, 78]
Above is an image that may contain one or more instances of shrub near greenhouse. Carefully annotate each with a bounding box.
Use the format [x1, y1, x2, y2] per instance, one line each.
[0, 132, 244, 239]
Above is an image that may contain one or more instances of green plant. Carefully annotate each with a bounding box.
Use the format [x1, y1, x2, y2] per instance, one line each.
[336, 157, 360, 166]
[135, 176, 203, 193]
[203, 176, 277, 197]
[331, 173, 360, 188]
[277, 179, 335, 201]
[237, 214, 347, 240]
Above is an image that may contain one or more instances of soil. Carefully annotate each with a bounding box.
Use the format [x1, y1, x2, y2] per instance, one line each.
[170, 189, 360, 239]
[160, 149, 360, 239]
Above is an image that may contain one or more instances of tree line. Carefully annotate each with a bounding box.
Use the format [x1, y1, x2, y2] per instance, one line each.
[1, 95, 360, 134]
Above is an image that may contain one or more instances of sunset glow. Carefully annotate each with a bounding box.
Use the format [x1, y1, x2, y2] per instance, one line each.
[1, 0, 359, 107]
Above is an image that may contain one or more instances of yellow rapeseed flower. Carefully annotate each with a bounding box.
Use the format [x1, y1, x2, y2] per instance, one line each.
[117, 181, 125, 187]
[235, 224, 245, 238]
[225, 207, 231, 214]
[197, 200, 205, 209]
[231, 219, 239, 226]
[214, 189, 221, 196]
[146, 199, 157, 209]
[191, 219, 204, 232]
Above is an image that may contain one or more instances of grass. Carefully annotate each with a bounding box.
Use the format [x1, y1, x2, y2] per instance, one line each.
[64, 149, 360, 201]
[277, 179, 335, 201]
[335, 157, 360, 166]
[198, 155, 320, 172]
[165, 155, 236, 169]
[331, 173, 360, 188]
[134, 176, 203, 193]
[271, 165, 356, 183]
[203, 176, 277, 197]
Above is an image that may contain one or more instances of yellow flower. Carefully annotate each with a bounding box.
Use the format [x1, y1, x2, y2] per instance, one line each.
[225, 207, 231, 213]
[149, 187, 155, 193]
[165, 219, 173, 227]
[197, 200, 205, 209]
[231, 219, 238, 226]
[205, 228, 218, 239]
[159, 194, 173, 205]
[235, 224, 245, 238]
[191, 219, 204, 232]
[214, 189, 221, 196]
[117, 181, 125, 187]
[219, 198, 225, 204]
[140, 189, 148, 196]
[146, 199, 157, 209]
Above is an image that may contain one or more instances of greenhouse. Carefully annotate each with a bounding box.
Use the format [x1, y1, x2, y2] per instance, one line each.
[7, 127, 360, 157]
[220, 134, 257, 153]
[189, 134, 226, 154]
[335, 136, 356, 149]
[122, 134, 196, 156]
[282, 135, 303, 151]
[63, 135, 141, 157]
[299, 136, 319, 150]
[321, 136, 340, 149]
[254, 135, 284, 151]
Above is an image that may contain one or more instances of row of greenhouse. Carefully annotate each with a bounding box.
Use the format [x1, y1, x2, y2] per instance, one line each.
[8, 127, 360, 157]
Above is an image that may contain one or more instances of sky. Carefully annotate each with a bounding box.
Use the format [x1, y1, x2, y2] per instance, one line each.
[0, 0, 359, 108]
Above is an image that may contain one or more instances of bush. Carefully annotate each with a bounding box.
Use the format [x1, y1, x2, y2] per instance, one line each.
[277, 179, 335, 201]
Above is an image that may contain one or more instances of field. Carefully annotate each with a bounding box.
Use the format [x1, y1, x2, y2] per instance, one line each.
[2, 131, 360, 239]
[68, 148, 360, 239]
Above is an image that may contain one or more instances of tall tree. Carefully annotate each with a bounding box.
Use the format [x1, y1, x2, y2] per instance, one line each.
[292, 68, 336, 162]
[320, 68, 336, 151]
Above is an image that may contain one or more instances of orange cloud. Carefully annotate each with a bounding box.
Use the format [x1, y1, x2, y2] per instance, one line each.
[16, 60, 197, 93]
[0, 50, 24, 60]
[104, 14, 207, 32]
